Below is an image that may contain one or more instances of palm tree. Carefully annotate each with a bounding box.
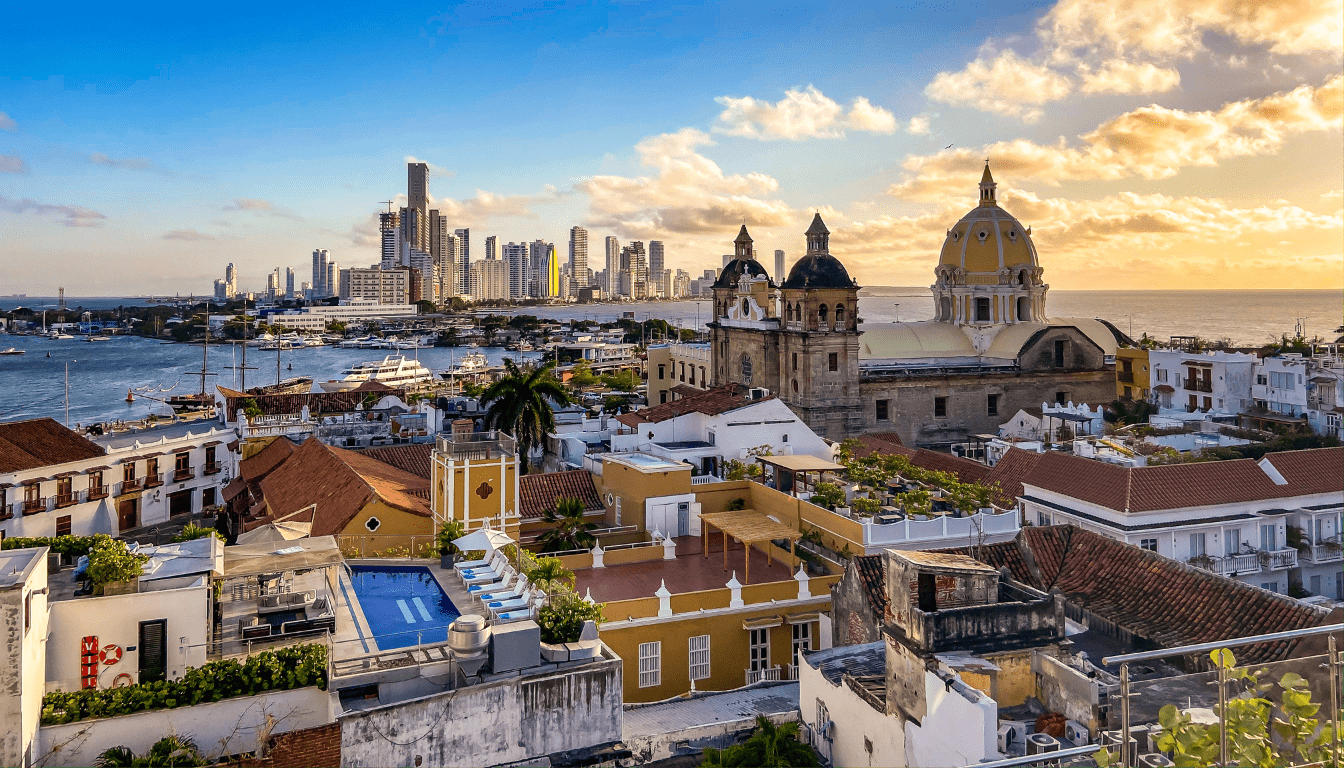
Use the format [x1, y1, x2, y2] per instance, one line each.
[700, 716, 819, 767]
[537, 498, 599, 553]
[481, 358, 572, 473]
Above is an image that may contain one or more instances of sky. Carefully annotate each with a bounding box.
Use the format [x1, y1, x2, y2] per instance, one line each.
[0, 0, 1340, 295]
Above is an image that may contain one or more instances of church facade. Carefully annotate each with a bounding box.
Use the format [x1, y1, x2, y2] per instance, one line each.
[707, 166, 1125, 447]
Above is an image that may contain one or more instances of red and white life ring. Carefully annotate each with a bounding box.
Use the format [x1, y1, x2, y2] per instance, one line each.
[112, 673, 133, 688]
[100, 644, 123, 666]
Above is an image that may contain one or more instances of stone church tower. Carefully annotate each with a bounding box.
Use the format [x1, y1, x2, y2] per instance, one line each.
[708, 215, 863, 438]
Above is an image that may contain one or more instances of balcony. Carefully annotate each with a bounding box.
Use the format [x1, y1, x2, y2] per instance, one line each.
[88, 485, 109, 500]
[22, 497, 48, 515]
[1117, 371, 1135, 384]
[744, 665, 796, 685]
[1303, 540, 1343, 564]
[203, 461, 223, 475]
[54, 492, 78, 508]
[121, 478, 141, 493]
[1202, 553, 1261, 576]
[144, 473, 164, 489]
[1183, 380, 1213, 393]
[1265, 548, 1298, 570]
[173, 467, 196, 482]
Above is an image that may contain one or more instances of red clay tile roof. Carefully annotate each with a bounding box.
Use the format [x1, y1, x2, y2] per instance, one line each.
[982, 447, 1042, 503]
[615, 383, 764, 427]
[0, 418, 106, 473]
[1024, 448, 1343, 513]
[850, 434, 917, 460]
[1260, 447, 1344, 496]
[239, 438, 296, 483]
[947, 526, 1332, 664]
[519, 470, 603, 519]
[360, 443, 433, 479]
[866, 431, 905, 446]
[253, 437, 430, 536]
[853, 555, 889, 619]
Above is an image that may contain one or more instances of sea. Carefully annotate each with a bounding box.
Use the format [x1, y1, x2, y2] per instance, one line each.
[1, 289, 1338, 427]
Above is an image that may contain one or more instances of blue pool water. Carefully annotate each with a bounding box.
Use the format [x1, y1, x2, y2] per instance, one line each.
[349, 565, 461, 649]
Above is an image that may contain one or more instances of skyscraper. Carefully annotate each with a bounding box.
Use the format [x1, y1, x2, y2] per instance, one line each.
[605, 236, 619, 295]
[285, 267, 295, 298]
[379, 211, 401, 268]
[267, 269, 280, 300]
[430, 210, 447, 266]
[441, 233, 459, 300]
[407, 162, 429, 252]
[454, 228, 470, 296]
[326, 261, 338, 299]
[626, 241, 648, 299]
[774, 250, 785, 284]
[547, 244, 560, 298]
[649, 240, 664, 275]
[503, 242, 529, 299]
[528, 240, 551, 298]
[484, 235, 497, 260]
[312, 249, 330, 296]
[569, 227, 588, 296]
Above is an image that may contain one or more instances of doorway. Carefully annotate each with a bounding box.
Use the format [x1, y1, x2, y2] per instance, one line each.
[118, 497, 139, 532]
[168, 489, 193, 517]
[138, 619, 167, 683]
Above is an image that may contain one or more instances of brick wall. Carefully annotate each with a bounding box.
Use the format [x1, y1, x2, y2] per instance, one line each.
[236, 723, 341, 768]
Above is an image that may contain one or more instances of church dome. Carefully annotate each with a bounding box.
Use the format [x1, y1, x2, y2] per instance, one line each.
[714, 224, 772, 289]
[938, 164, 1039, 275]
[783, 213, 855, 289]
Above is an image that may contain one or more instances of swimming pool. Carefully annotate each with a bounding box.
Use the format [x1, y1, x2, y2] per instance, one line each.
[348, 565, 461, 649]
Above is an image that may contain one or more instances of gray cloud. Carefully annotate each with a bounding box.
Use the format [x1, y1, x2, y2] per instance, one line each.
[0, 154, 27, 174]
[162, 229, 214, 241]
[89, 152, 155, 170]
[0, 112, 15, 132]
[0, 195, 106, 227]
[222, 197, 302, 220]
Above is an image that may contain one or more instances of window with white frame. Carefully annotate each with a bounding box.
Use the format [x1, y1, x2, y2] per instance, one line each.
[688, 635, 711, 681]
[1270, 371, 1295, 390]
[791, 622, 812, 665]
[748, 628, 771, 672]
[1155, 368, 1168, 383]
[638, 642, 661, 688]
[1225, 528, 1240, 555]
[1189, 532, 1206, 558]
[1139, 538, 1158, 552]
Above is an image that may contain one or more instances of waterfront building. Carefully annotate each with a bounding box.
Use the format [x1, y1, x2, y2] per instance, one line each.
[454, 228, 470, 295]
[1148, 348, 1255, 416]
[325, 260, 338, 300]
[0, 417, 241, 540]
[673, 269, 691, 299]
[379, 210, 401, 269]
[469, 258, 510, 301]
[284, 267, 295, 298]
[503, 242, 529, 300]
[708, 166, 1125, 446]
[338, 266, 410, 305]
[624, 241, 648, 298]
[1020, 446, 1341, 597]
[312, 249, 330, 297]
[1247, 348, 1344, 438]
[569, 226, 588, 297]
[484, 234, 496, 260]
[605, 235, 619, 295]
[407, 162, 429, 252]
[266, 269, 279, 301]
[256, 298, 417, 331]
[406, 249, 436, 303]
[649, 240, 664, 276]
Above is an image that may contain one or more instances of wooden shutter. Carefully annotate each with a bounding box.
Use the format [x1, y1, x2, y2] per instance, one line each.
[138, 619, 167, 683]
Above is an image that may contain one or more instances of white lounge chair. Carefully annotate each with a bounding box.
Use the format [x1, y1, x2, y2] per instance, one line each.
[455, 550, 503, 573]
[494, 595, 544, 622]
[462, 562, 512, 586]
[473, 574, 526, 600]
[484, 589, 534, 612]
[468, 570, 515, 595]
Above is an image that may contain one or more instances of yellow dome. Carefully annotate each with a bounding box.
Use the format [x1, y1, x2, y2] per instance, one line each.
[937, 166, 1039, 274]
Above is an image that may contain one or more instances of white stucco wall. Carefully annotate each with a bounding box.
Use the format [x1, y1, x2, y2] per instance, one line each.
[45, 581, 210, 692]
[36, 685, 333, 767]
[0, 548, 48, 768]
[798, 657, 906, 768]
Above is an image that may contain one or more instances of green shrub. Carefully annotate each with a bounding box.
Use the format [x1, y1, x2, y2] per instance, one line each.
[86, 536, 149, 590]
[171, 523, 222, 543]
[41, 644, 327, 725]
[808, 483, 846, 510]
[536, 592, 605, 645]
[1, 534, 99, 558]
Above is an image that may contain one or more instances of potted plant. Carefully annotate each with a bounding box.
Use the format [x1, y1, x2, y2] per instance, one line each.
[808, 482, 846, 511]
[436, 519, 466, 568]
[1187, 553, 1216, 571]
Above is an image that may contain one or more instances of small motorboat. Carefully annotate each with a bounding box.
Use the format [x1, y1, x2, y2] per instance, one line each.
[0, 347, 24, 355]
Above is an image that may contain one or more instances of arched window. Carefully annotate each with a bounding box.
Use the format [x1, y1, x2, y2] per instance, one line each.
[1017, 296, 1031, 322]
[786, 303, 794, 322]
[834, 304, 845, 330]
[939, 296, 952, 321]
[1019, 269, 1029, 285]
[741, 298, 750, 316]
[818, 304, 828, 327]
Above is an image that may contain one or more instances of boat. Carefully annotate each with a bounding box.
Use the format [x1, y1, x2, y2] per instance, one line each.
[337, 337, 367, 349]
[250, 376, 313, 396]
[247, 333, 275, 347]
[321, 355, 437, 392]
[0, 347, 24, 355]
[166, 392, 215, 411]
[48, 332, 74, 340]
[441, 352, 489, 379]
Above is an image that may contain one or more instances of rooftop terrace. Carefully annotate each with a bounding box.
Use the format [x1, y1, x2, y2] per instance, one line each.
[574, 535, 797, 602]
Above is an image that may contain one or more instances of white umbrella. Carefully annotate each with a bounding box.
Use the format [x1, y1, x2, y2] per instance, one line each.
[452, 528, 514, 553]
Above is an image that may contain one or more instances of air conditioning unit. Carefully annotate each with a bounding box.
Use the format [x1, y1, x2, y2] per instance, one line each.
[1138, 754, 1175, 767]
[1102, 730, 1138, 764]
[998, 721, 1029, 753]
[823, 720, 836, 740]
[749, 387, 769, 400]
[798, 723, 812, 746]
[1064, 720, 1089, 745]
[1027, 733, 1060, 755]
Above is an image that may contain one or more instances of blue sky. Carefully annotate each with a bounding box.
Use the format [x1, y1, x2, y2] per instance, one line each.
[1, 0, 1340, 294]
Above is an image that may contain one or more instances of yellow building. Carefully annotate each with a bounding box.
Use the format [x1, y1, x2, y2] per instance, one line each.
[645, 343, 712, 406]
[430, 430, 521, 538]
[579, 453, 846, 702]
[1115, 347, 1151, 402]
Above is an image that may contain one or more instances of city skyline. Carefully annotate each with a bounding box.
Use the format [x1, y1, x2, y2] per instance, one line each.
[0, 1, 1340, 294]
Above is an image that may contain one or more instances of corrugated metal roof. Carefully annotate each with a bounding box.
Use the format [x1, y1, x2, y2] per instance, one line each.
[622, 682, 799, 740]
[805, 642, 885, 685]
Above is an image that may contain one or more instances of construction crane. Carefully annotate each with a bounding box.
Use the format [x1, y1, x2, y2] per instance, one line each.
[379, 200, 395, 213]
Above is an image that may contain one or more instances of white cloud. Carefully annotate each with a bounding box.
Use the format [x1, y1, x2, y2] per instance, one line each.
[90, 152, 155, 170]
[924, 50, 1072, 123]
[578, 128, 796, 238]
[1077, 60, 1181, 95]
[162, 229, 214, 241]
[713, 86, 897, 140]
[404, 156, 456, 178]
[0, 154, 26, 174]
[892, 74, 1344, 200]
[0, 112, 15, 132]
[222, 197, 303, 221]
[906, 115, 931, 135]
[0, 195, 106, 227]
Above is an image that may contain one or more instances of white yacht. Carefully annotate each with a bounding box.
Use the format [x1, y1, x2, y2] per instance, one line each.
[321, 355, 437, 392]
[441, 352, 489, 379]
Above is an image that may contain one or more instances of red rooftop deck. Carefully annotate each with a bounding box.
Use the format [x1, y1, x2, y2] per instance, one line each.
[574, 536, 797, 603]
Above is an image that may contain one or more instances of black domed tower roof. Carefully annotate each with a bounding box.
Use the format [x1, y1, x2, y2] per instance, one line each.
[783, 214, 855, 289]
[714, 224, 772, 289]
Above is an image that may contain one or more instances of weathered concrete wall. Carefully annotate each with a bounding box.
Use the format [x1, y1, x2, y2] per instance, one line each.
[625, 709, 798, 765]
[1033, 651, 1101, 732]
[830, 561, 882, 647]
[1, 548, 48, 768]
[339, 658, 622, 768]
[36, 686, 333, 767]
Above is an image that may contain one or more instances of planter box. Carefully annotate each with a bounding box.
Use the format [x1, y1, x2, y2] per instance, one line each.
[540, 642, 569, 663]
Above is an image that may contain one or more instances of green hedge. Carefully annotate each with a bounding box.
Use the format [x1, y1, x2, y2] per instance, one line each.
[1, 534, 100, 558]
[41, 644, 327, 725]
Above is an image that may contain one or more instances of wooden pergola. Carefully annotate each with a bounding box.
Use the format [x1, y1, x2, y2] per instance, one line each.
[699, 510, 803, 585]
[755, 454, 846, 496]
